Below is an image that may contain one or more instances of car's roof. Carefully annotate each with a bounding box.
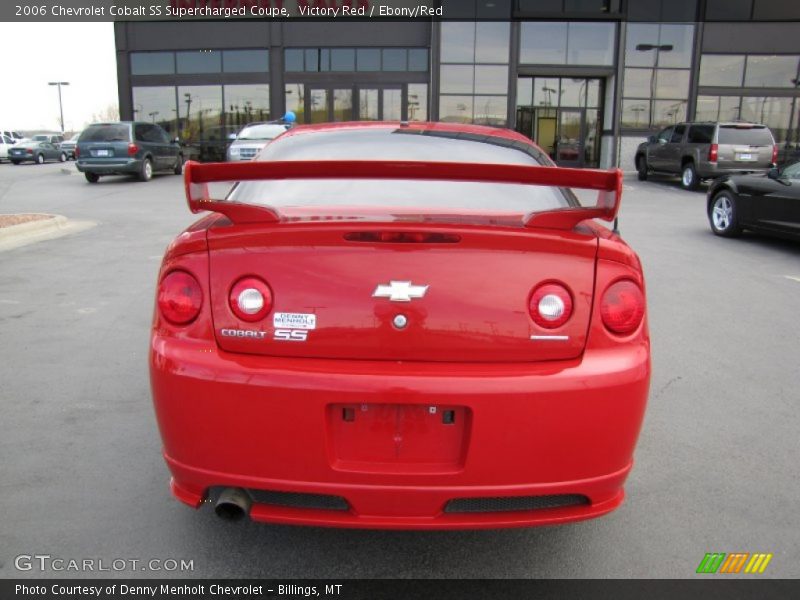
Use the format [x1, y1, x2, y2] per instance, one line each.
[282, 121, 537, 146]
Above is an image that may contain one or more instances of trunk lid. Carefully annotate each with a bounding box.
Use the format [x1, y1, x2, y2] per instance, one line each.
[207, 224, 597, 362]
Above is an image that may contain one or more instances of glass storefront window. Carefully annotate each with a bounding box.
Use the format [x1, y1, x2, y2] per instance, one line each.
[624, 68, 654, 98]
[178, 85, 224, 161]
[475, 66, 508, 95]
[132, 86, 177, 135]
[177, 51, 221, 74]
[131, 52, 174, 75]
[285, 84, 305, 123]
[330, 49, 355, 72]
[473, 96, 508, 126]
[357, 49, 380, 71]
[625, 24, 660, 67]
[439, 96, 474, 123]
[520, 22, 568, 64]
[655, 69, 690, 99]
[586, 79, 600, 108]
[305, 49, 319, 72]
[383, 89, 402, 120]
[222, 50, 268, 73]
[440, 65, 475, 94]
[621, 100, 651, 128]
[699, 55, 745, 87]
[533, 78, 561, 108]
[653, 100, 687, 126]
[408, 84, 428, 121]
[332, 89, 353, 121]
[285, 49, 304, 72]
[656, 25, 694, 69]
[567, 22, 615, 66]
[382, 49, 407, 71]
[310, 89, 328, 123]
[517, 78, 533, 107]
[744, 55, 800, 88]
[741, 96, 794, 141]
[224, 85, 270, 132]
[440, 22, 475, 63]
[359, 89, 379, 120]
[408, 49, 429, 71]
[695, 95, 720, 121]
[475, 22, 510, 63]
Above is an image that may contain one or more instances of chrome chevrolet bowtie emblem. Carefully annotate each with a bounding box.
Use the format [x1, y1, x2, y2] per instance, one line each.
[372, 281, 429, 302]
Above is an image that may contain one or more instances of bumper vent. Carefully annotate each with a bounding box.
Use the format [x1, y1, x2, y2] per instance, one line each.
[248, 489, 349, 511]
[444, 494, 589, 514]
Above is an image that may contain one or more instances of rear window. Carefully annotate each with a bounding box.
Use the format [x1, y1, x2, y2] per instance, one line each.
[688, 125, 714, 144]
[718, 126, 773, 145]
[229, 128, 573, 226]
[237, 124, 288, 141]
[79, 125, 131, 143]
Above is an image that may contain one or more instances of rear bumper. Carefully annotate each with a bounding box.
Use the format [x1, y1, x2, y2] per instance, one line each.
[76, 158, 141, 174]
[151, 336, 650, 529]
[697, 164, 771, 179]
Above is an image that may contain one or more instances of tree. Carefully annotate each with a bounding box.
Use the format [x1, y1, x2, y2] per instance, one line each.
[89, 104, 120, 124]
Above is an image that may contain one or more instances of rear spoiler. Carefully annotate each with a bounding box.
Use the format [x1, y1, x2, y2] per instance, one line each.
[184, 160, 622, 230]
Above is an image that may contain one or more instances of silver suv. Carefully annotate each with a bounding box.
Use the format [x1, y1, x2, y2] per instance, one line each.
[635, 122, 776, 190]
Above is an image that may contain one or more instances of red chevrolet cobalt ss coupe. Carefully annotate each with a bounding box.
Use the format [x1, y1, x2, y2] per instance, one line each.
[150, 122, 650, 529]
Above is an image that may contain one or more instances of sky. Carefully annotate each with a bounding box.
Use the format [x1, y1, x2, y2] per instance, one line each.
[0, 23, 118, 133]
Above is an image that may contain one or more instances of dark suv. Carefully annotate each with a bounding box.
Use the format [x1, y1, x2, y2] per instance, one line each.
[635, 122, 776, 190]
[75, 122, 183, 183]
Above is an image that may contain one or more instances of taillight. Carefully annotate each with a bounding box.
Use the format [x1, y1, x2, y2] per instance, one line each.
[529, 283, 573, 329]
[128, 143, 139, 156]
[229, 277, 273, 322]
[74, 146, 79, 158]
[158, 270, 203, 325]
[708, 143, 718, 163]
[771, 144, 778, 165]
[26, 148, 33, 154]
[600, 280, 645, 335]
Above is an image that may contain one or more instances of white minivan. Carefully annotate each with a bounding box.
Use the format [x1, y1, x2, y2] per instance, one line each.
[0, 133, 19, 162]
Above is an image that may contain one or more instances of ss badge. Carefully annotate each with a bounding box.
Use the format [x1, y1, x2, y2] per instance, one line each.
[274, 329, 308, 342]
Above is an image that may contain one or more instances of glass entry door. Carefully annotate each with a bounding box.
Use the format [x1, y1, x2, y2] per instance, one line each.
[356, 87, 402, 121]
[556, 109, 584, 167]
[308, 88, 354, 122]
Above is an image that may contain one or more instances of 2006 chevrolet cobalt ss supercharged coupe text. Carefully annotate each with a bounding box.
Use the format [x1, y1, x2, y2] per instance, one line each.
[149, 122, 650, 529]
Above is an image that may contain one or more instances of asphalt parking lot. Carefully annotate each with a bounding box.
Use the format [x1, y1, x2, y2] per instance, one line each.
[1, 161, 798, 579]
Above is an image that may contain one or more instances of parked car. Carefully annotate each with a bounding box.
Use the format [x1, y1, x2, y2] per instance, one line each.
[1, 129, 24, 142]
[31, 133, 65, 146]
[635, 122, 777, 190]
[150, 122, 651, 529]
[7, 140, 67, 164]
[75, 122, 183, 183]
[59, 133, 81, 160]
[707, 161, 800, 241]
[227, 122, 290, 161]
[0, 133, 17, 162]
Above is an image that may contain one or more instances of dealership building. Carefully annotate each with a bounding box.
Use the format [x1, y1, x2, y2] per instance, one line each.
[114, 0, 800, 168]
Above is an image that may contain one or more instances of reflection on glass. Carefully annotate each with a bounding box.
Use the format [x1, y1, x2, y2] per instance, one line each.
[533, 78, 560, 107]
[475, 65, 508, 94]
[177, 51, 222, 74]
[475, 22, 510, 63]
[310, 89, 329, 123]
[560, 78, 586, 107]
[359, 89, 379, 120]
[653, 100, 687, 126]
[131, 52, 174, 75]
[699, 55, 745, 87]
[383, 89, 402, 120]
[584, 109, 600, 167]
[624, 68, 653, 98]
[655, 69, 690, 99]
[517, 78, 533, 107]
[621, 100, 650, 128]
[586, 79, 600, 108]
[224, 84, 270, 132]
[741, 96, 793, 141]
[439, 96, 474, 123]
[408, 49, 429, 71]
[625, 24, 661, 67]
[178, 85, 224, 161]
[656, 25, 694, 69]
[473, 96, 507, 126]
[382, 49, 407, 71]
[285, 49, 304, 71]
[695, 95, 720, 121]
[567, 23, 615, 66]
[333, 89, 352, 122]
[305, 49, 319, 72]
[557, 110, 582, 163]
[285, 84, 305, 123]
[520, 22, 568, 64]
[331, 49, 355, 71]
[744, 56, 800, 88]
[132, 87, 177, 135]
[440, 65, 474, 94]
[441, 22, 475, 63]
[408, 84, 428, 121]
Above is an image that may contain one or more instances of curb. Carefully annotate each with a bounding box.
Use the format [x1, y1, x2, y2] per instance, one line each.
[0, 214, 97, 252]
